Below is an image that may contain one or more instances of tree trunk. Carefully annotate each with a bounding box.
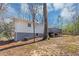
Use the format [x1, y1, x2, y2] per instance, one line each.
[33, 15, 35, 42]
[42, 3, 48, 40]
[32, 6, 36, 42]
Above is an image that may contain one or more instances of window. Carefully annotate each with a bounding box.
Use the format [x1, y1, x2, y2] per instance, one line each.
[28, 23, 31, 27]
[36, 33, 38, 36]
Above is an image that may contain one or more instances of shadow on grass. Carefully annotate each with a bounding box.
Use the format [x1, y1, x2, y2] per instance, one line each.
[0, 39, 44, 51]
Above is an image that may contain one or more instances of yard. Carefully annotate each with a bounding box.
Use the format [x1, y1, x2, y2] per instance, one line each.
[0, 35, 79, 56]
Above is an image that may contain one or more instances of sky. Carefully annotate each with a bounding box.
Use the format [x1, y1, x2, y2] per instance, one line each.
[0, 3, 79, 28]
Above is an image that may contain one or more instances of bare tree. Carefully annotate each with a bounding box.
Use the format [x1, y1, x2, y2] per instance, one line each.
[28, 4, 39, 42]
[0, 3, 8, 23]
[0, 3, 6, 12]
[42, 3, 48, 40]
[0, 3, 7, 33]
[21, 4, 43, 42]
[0, 4, 14, 40]
[31, 5, 36, 42]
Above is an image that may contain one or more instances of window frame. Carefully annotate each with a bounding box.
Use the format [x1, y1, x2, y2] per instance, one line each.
[28, 23, 31, 27]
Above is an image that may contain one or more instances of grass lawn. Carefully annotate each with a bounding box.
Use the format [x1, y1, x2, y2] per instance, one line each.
[0, 35, 79, 56]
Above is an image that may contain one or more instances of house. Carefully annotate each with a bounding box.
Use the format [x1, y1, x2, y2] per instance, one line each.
[12, 17, 62, 41]
[48, 28, 62, 37]
[13, 18, 44, 41]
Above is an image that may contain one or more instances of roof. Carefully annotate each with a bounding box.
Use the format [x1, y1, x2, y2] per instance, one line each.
[12, 17, 42, 25]
[48, 28, 62, 33]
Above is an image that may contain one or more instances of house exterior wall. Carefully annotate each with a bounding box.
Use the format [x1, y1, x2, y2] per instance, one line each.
[15, 23, 33, 33]
[15, 22, 44, 33]
[15, 32, 43, 41]
[35, 24, 44, 33]
[14, 20, 44, 41]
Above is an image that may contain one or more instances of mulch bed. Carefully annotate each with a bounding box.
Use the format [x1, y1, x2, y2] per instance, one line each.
[0, 38, 42, 50]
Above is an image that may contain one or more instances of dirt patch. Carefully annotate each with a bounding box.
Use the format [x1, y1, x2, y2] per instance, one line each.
[0, 35, 79, 56]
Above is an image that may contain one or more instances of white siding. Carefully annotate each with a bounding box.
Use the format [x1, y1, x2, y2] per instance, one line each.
[15, 23, 33, 33]
[35, 24, 44, 33]
[15, 22, 44, 33]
